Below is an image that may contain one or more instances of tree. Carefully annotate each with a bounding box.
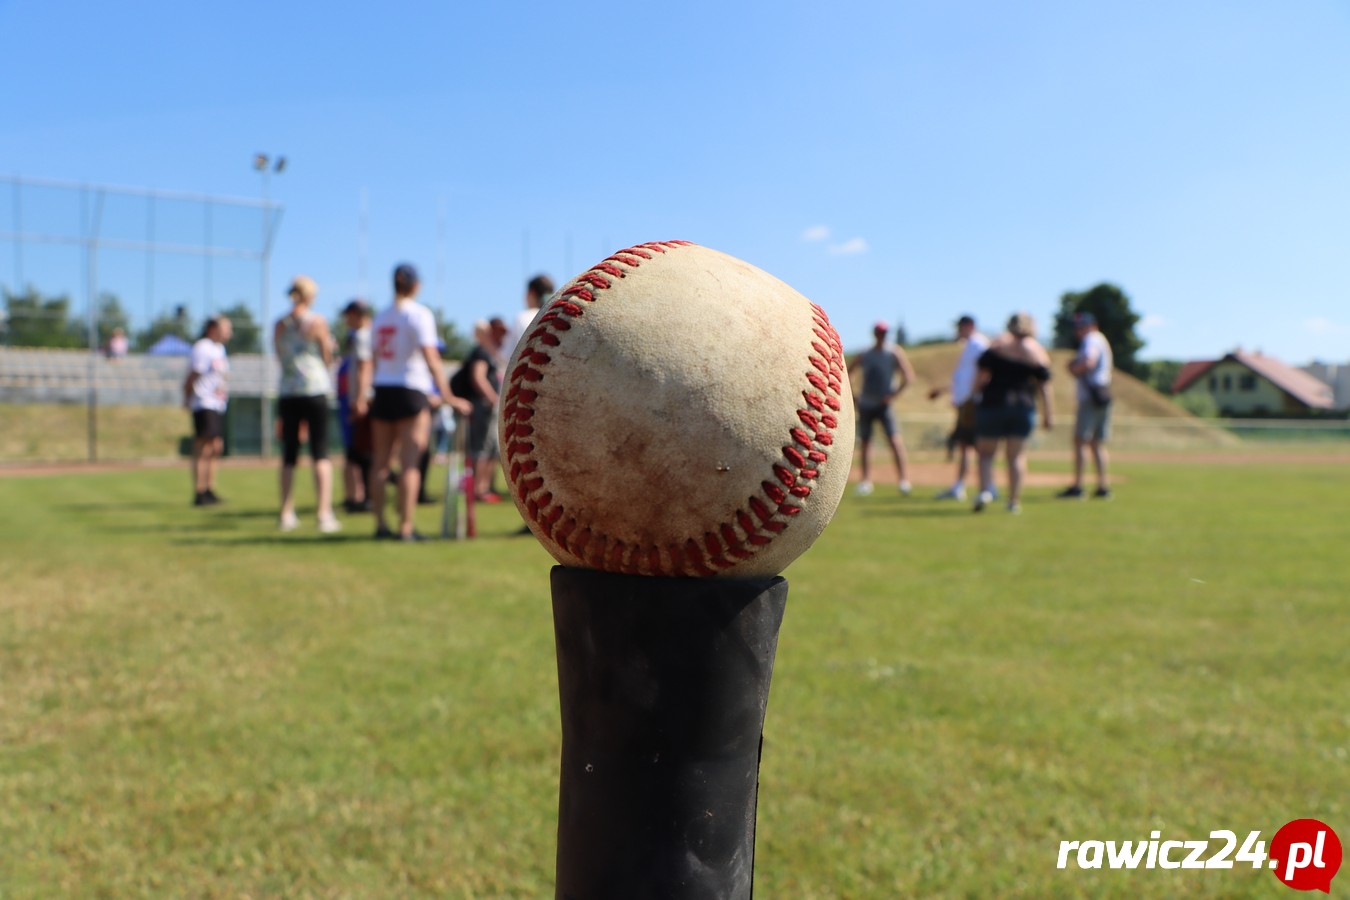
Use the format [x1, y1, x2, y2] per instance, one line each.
[1051, 283, 1145, 376]
[1138, 359, 1184, 396]
[2, 288, 84, 349]
[434, 312, 473, 360]
[95, 293, 131, 349]
[136, 306, 194, 352]
[217, 302, 263, 354]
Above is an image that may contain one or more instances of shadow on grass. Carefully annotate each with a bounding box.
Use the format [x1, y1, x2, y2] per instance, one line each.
[860, 506, 974, 518]
[170, 533, 375, 547]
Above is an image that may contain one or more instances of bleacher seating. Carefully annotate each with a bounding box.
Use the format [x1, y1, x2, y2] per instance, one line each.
[0, 347, 281, 405]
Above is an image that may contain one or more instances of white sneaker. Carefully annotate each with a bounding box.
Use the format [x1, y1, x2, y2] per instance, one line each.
[1007, 501, 1021, 515]
[279, 511, 300, 532]
[855, 480, 874, 496]
[317, 514, 342, 534]
[973, 490, 994, 512]
[934, 485, 966, 501]
[898, 481, 913, 496]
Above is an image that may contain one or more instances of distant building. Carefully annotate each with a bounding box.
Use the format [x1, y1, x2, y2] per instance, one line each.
[1301, 362, 1350, 412]
[1172, 350, 1335, 417]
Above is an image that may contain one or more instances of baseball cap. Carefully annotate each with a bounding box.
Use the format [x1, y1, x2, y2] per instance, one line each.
[1073, 311, 1096, 327]
[341, 299, 370, 316]
[956, 314, 975, 327]
[873, 321, 889, 333]
[393, 263, 420, 292]
[287, 275, 318, 302]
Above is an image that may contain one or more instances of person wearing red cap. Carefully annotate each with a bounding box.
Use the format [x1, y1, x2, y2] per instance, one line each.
[847, 322, 916, 496]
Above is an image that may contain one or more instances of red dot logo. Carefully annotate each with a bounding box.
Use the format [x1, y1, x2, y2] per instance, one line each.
[1269, 819, 1342, 893]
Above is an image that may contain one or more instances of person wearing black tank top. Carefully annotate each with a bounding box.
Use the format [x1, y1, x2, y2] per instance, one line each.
[972, 312, 1054, 513]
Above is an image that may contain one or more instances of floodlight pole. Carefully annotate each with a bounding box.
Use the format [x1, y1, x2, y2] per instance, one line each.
[256, 155, 285, 458]
[84, 186, 106, 463]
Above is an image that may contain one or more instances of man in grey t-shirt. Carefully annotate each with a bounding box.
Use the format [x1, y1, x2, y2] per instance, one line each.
[847, 322, 916, 496]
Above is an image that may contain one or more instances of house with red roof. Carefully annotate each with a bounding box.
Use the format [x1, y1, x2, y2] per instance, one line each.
[1172, 350, 1336, 416]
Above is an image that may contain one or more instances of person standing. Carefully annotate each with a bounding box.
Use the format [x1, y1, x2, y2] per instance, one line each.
[360, 263, 471, 541]
[1059, 311, 1114, 499]
[500, 274, 555, 366]
[847, 322, 916, 496]
[336, 299, 374, 513]
[971, 312, 1053, 513]
[929, 314, 989, 500]
[275, 275, 340, 533]
[183, 316, 232, 506]
[450, 318, 506, 502]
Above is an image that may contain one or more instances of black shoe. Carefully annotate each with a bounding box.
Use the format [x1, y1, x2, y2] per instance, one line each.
[193, 492, 207, 507]
[1056, 486, 1085, 499]
[202, 489, 221, 505]
[343, 499, 372, 513]
[417, 494, 437, 506]
[374, 524, 396, 540]
[401, 530, 429, 543]
[1093, 487, 1113, 500]
[513, 524, 533, 537]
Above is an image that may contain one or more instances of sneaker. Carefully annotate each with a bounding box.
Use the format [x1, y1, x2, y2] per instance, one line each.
[973, 489, 994, 512]
[1093, 487, 1113, 500]
[317, 515, 342, 534]
[898, 481, 913, 496]
[374, 524, 396, 540]
[193, 492, 207, 507]
[476, 492, 502, 504]
[401, 530, 429, 543]
[202, 489, 222, 505]
[417, 494, 437, 506]
[934, 486, 966, 501]
[1056, 486, 1085, 499]
[1007, 501, 1022, 515]
[855, 481, 874, 497]
[278, 511, 300, 532]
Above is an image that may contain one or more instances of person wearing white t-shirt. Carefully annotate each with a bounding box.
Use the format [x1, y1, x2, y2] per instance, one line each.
[498, 273, 555, 368]
[359, 263, 471, 541]
[928, 315, 990, 500]
[183, 316, 232, 507]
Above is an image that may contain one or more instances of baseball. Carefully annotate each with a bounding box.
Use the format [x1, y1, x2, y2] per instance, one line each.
[500, 240, 855, 578]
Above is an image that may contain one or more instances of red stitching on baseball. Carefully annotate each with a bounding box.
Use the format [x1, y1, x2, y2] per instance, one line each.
[502, 241, 843, 576]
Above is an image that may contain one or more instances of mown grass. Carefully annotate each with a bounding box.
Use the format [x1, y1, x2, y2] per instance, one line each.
[1, 459, 1346, 897]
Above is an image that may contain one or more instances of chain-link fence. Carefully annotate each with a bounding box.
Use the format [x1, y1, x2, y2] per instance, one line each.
[0, 176, 280, 461]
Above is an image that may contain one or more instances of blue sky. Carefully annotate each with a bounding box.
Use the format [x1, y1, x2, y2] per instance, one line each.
[2, 0, 1348, 363]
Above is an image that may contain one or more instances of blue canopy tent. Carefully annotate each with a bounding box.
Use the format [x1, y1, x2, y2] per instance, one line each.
[147, 334, 192, 356]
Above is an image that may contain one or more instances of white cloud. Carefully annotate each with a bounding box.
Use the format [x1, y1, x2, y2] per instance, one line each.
[1304, 317, 1348, 336]
[1139, 314, 1168, 330]
[828, 237, 869, 255]
[801, 225, 830, 242]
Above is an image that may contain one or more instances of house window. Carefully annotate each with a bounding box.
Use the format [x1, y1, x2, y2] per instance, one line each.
[1239, 374, 1257, 391]
[1222, 375, 1232, 391]
[1209, 376, 1217, 391]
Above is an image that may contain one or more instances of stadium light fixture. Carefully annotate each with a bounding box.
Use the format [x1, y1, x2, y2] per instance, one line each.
[253, 153, 269, 172]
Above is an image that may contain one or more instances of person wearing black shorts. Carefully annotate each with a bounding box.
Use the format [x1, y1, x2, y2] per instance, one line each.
[184, 316, 232, 506]
[275, 275, 341, 534]
[364, 264, 471, 541]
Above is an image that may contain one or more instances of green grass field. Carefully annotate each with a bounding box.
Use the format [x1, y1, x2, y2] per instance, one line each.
[1, 459, 1347, 897]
